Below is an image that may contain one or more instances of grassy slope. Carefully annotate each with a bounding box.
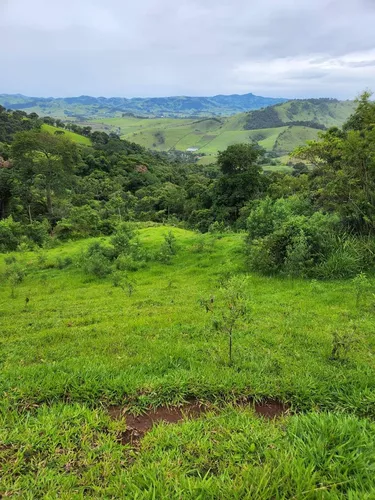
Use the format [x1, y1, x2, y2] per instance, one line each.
[1, 227, 375, 496]
[276, 100, 356, 127]
[41, 124, 92, 146]
[87, 100, 355, 165]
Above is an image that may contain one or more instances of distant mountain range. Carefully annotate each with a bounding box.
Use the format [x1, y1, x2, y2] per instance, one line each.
[0, 93, 289, 118]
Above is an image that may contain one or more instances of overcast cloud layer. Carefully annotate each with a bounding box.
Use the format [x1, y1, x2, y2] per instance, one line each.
[1, 0, 375, 99]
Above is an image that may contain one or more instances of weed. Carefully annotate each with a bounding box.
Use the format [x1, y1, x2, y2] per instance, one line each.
[352, 272, 371, 309]
[4, 263, 26, 298]
[330, 330, 359, 361]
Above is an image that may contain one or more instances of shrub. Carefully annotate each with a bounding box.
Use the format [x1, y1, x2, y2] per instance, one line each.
[158, 231, 178, 263]
[244, 197, 367, 278]
[110, 223, 135, 257]
[0, 216, 23, 252]
[208, 221, 228, 234]
[115, 254, 144, 272]
[79, 242, 113, 278]
[56, 256, 73, 270]
[24, 220, 51, 247]
[4, 262, 26, 298]
[330, 330, 358, 361]
[246, 196, 311, 241]
[247, 212, 339, 277]
[54, 205, 101, 240]
[200, 275, 250, 365]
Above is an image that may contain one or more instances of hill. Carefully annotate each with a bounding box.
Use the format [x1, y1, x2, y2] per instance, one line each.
[244, 98, 356, 130]
[85, 98, 356, 164]
[0, 92, 288, 119]
[41, 123, 92, 146]
[1, 226, 375, 496]
[0, 108, 92, 153]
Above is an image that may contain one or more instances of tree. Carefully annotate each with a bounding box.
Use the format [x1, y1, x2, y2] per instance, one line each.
[11, 131, 79, 220]
[343, 91, 375, 132]
[292, 93, 375, 234]
[217, 143, 262, 175]
[213, 144, 263, 222]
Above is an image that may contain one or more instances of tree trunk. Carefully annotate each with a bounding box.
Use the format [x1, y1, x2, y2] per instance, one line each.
[46, 185, 53, 216]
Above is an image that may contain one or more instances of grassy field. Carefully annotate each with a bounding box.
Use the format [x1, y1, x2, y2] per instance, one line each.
[88, 114, 308, 165]
[90, 115, 292, 154]
[81, 100, 355, 166]
[1, 226, 375, 497]
[41, 124, 92, 146]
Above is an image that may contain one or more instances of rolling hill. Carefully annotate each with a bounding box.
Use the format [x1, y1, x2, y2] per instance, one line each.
[41, 124, 92, 146]
[84, 98, 356, 164]
[0, 93, 288, 119]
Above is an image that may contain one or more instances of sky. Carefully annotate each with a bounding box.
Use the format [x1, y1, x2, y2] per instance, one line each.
[1, 0, 375, 99]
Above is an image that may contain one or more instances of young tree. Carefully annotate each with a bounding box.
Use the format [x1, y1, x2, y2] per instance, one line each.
[201, 275, 249, 365]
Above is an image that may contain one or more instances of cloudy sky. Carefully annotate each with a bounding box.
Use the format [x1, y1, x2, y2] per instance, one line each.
[1, 0, 375, 99]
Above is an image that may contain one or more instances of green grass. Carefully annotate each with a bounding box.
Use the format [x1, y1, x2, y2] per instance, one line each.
[83, 100, 355, 160]
[276, 100, 356, 127]
[41, 124, 92, 146]
[88, 116, 311, 159]
[1, 226, 375, 496]
[274, 126, 321, 155]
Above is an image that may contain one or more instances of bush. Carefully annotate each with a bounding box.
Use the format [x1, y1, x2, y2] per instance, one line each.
[157, 231, 178, 264]
[54, 205, 101, 240]
[0, 216, 23, 252]
[208, 221, 228, 234]
[79, 242, 113, 278]
[115, 254, 144, 272]
[24, 220, 51, 247]
[246, 198, 347, 278]
[246, 196, 312, 241]
[110, 223, 135, 257]
[4, 262, 26, 297]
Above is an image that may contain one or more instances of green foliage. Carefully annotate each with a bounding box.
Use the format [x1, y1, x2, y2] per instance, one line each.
[1, 227, 375, 495]
[246, 200, 343, 277]
[352, 272, 372, 309]
[11, 130, 79, 218]
[4, 261, 26, 298]
[0, 216, 23, 251]
[24, 220, 51, 247]
[158, 230, 178, 263]
[293, 92, 375, 236]
[330, 330, 359, 361]
[54, 206, 101, 239]
[110, 223, 135, 256]
[79, 242, 113, 278]
[201, 275, 250, 365]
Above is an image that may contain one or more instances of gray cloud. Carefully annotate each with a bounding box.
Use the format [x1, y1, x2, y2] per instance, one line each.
[1, 0, 375, 98]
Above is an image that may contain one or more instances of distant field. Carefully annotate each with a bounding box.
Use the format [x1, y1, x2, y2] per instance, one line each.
[34, 98, 357, 166]
[89, 115, 311, 163]
[41, 124, 92, 146]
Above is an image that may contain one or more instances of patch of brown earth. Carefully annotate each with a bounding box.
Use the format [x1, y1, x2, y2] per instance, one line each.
[109, 402, 206, 446]
[254, 400, 289, 419]
[109, 399, 289, 446]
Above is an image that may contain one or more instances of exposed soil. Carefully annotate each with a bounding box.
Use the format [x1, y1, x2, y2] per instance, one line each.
[109, 398, 289, 446]
[254, 399, 289, 419]
[110, 402, 206, 446]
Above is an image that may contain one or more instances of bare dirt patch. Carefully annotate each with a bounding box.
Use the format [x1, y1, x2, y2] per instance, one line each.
[254, 400, 289, 419]
[110, 402, 206, 446]
[109, 398, 289, 446]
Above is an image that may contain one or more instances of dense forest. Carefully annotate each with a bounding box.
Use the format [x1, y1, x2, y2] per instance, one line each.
[1, 92, 375, 279]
